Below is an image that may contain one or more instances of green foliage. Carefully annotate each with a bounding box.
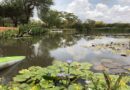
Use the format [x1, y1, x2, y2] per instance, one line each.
[31, 27, 48, 35]
[41, 10, 80, 29]
[0, 0, 53, 26]
[41, 10, 63, 28]
[0, 30, 18, 39]
[19, 23, 48, 36]
[12, 61, 92, 90]
[19, 24, 30, 35]
[0, 61, 129, 90]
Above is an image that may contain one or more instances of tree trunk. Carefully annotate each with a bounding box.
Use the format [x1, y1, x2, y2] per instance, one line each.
[2, 18, 5, 26]
[26, 15, 30, 24]
[12, 20, 18, 27]
[11, 17, 18, 27]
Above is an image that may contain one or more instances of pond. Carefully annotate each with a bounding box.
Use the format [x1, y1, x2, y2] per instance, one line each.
[0, 34, 130, 82]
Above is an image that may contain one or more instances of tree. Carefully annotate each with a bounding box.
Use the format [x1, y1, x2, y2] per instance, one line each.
[73, 21, 85, 33]
[18, 0, 53, 24]
[95, 21, 106, 28]
[41, 10, 63, 28]
[62, 12, 79, 28]
[0, 0, 53, 26]
[84, 19, 96, 34]
[41, 10, 80, 28]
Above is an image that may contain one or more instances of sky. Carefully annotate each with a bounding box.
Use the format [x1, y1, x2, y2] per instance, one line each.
[0, 0, 130, 23]
[52, 0, 130, 23]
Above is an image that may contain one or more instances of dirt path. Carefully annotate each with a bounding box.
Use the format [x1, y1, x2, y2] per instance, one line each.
[0, 27, 18, 32]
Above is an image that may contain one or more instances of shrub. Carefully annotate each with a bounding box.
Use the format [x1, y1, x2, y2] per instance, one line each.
[18, 22, 48, 36]
[0, 30, 18, 39]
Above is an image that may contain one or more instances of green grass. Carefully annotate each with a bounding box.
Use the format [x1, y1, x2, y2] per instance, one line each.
[0, 56, 25, 63]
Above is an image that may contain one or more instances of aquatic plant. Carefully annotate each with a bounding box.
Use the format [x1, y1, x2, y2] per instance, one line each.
[0, 61, 130, 90]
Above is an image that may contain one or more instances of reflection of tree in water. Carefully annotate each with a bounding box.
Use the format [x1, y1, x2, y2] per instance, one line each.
[0, 38, 53, 82]
[0, 34, 82, 83]
[0, 39, 32, 57]
[41, 34, 79, 49]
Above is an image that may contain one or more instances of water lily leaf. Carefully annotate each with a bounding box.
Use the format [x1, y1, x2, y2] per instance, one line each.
[13, 74, 32, 82]
[46, 86, 65, 90]
[12, 87, 20, 90]
[40, 79, 54, 89]
[79, 62, 92, 70]
[68, 84, 83, 90]
[19, 69, 30, 74]
[30, 85, 40, 90]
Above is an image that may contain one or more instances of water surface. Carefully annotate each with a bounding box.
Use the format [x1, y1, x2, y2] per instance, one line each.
[0, 34, 130, 82]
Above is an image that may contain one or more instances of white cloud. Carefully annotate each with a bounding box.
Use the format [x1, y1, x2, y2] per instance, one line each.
[118, 0, 130, 5]
[65, 0, 130, 23]
[67, 0, 91, 12]
[66, 0, 91, 19]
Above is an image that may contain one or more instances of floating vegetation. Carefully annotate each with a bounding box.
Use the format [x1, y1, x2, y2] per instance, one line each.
[83, 37, 130, 57]
[0, 61, 130, 90]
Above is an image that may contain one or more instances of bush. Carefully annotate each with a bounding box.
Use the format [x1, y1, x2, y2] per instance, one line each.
[30, 26, 48, 35]
[0, 30, 18, 39]
[19, 22, 48, 36]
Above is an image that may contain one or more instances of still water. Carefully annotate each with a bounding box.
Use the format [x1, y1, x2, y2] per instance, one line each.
[0, 34, 130, 82]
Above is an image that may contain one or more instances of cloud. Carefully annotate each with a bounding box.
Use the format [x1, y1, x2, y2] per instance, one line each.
[66, 0, 91, 20]
[118, 0, 130, 5]
[65, 0, 130, 23]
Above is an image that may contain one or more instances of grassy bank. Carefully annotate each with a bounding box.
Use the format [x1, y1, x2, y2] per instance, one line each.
[1, 25, 130, 39]
[0, 30, 19, 39]
[0, 24, 48, 39]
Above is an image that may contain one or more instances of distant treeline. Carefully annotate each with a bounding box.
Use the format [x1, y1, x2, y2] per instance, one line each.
[75, 20, 130, 34]
[0, 0, 130, 34]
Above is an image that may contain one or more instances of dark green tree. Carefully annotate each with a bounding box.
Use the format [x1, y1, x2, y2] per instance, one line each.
[41, 10, 63, 28]
[0, 0, 53, 26]
[41, 10, 80, 28]
[62, 12, 79, 28]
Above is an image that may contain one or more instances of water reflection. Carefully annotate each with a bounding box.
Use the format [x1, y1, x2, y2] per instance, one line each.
[50, 36, 130, 71]
[0, 34, 130, 82]
[32, 40, 43, 56]
[0, 34, 78, 82]
[50, 37, 129, 61]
